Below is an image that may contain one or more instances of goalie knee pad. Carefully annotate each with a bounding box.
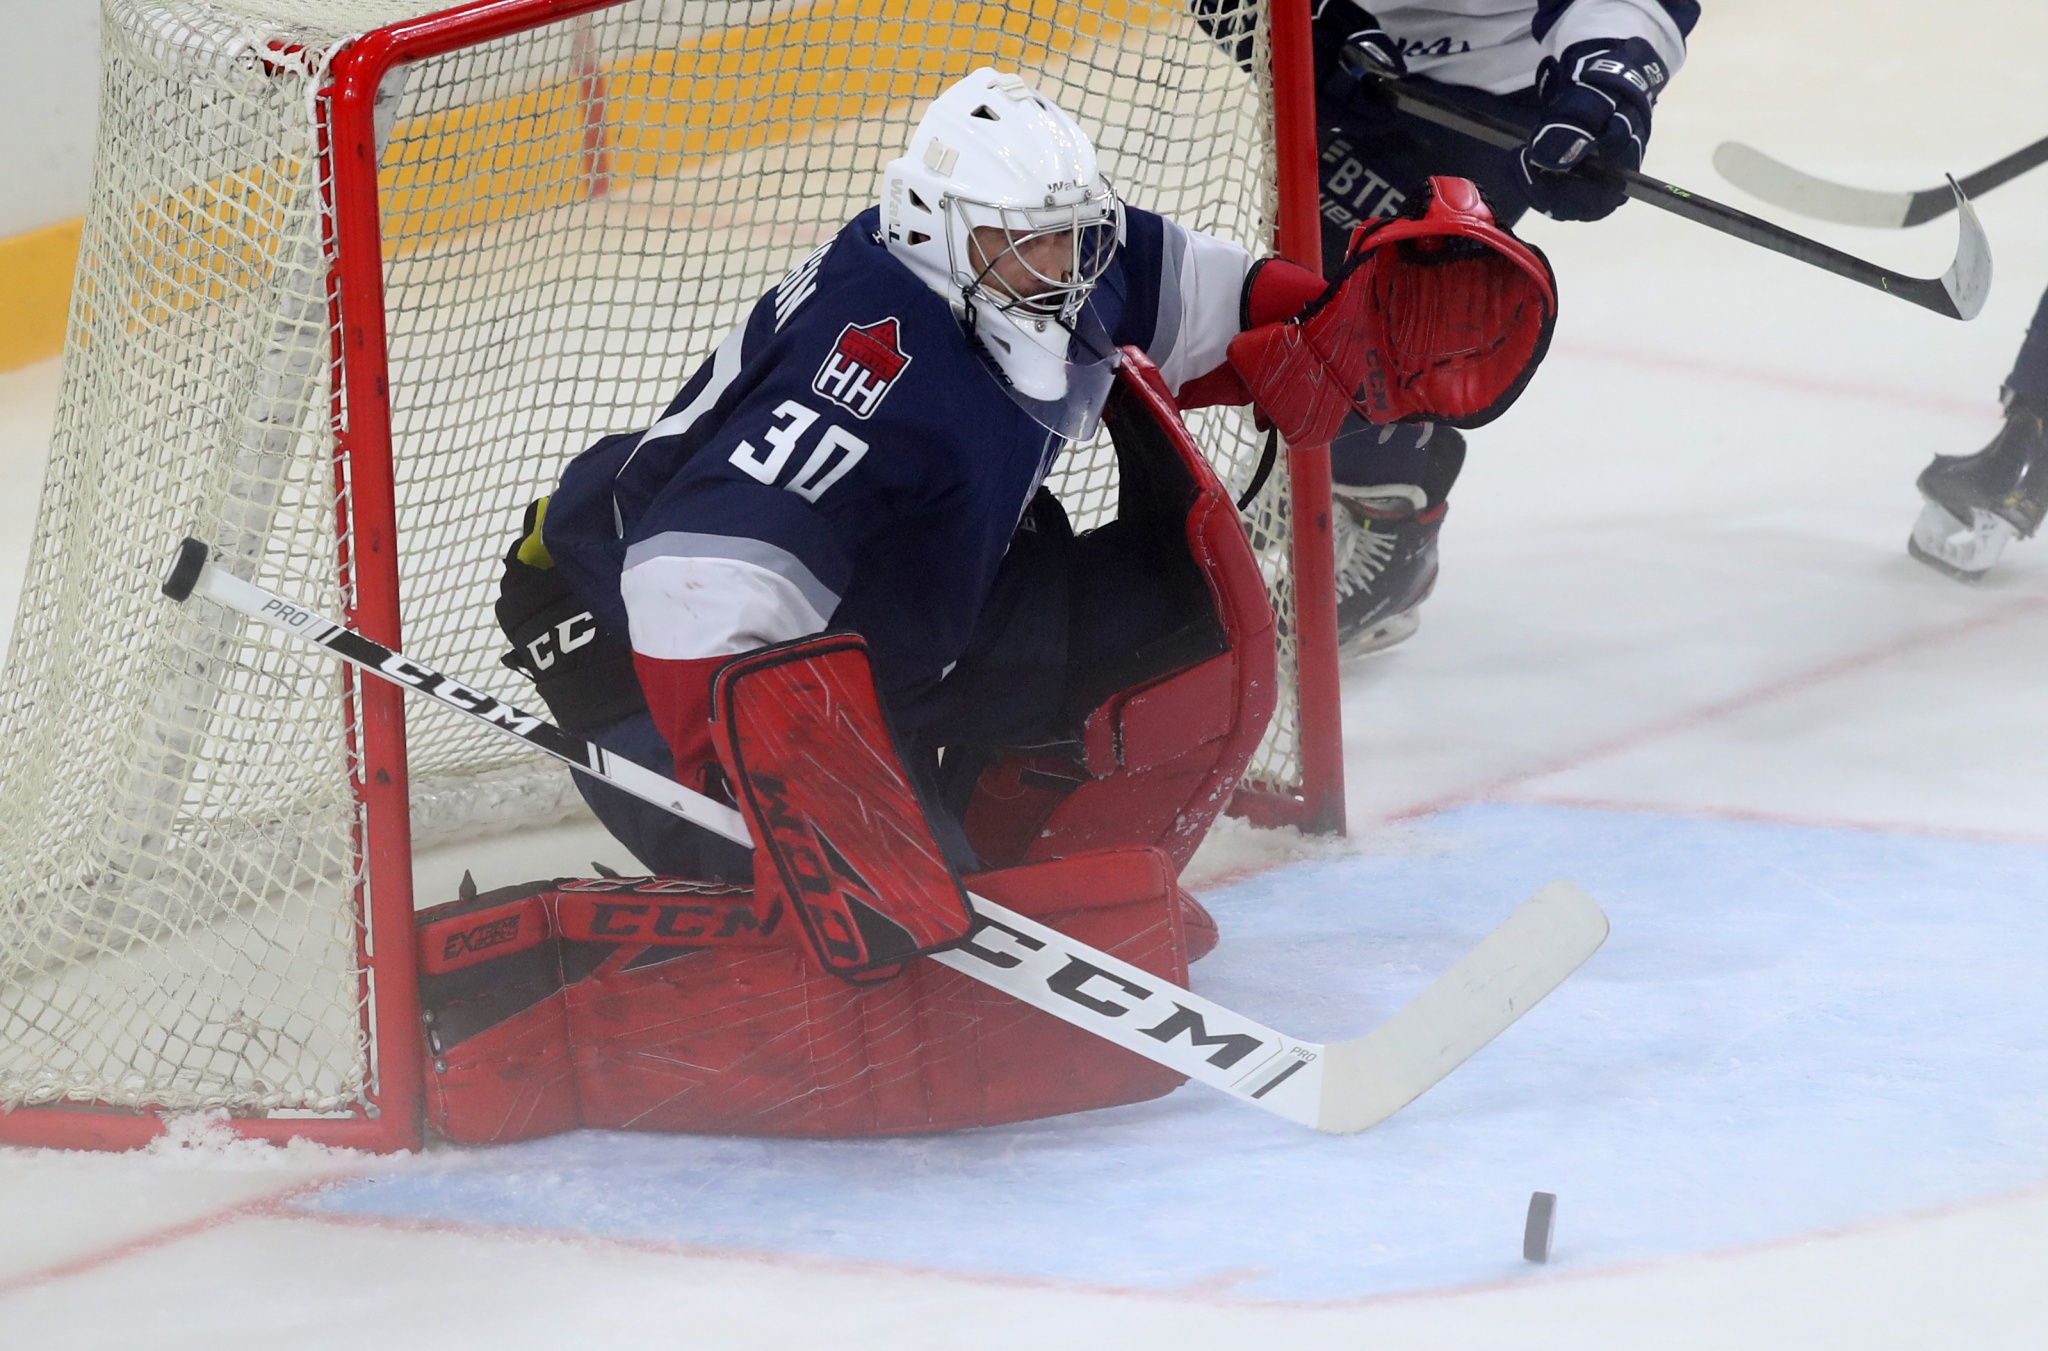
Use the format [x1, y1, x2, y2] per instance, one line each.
[417, 850, 1191, 1144]
[957, 356, 1277, 875]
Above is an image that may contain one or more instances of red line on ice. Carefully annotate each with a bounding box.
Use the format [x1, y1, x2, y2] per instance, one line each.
[1388, 594, 2048, 826]
[280, 1203, 1233, 1303]
[0, 1178, 340, 1301]
[286, 1170, 2048, 1313]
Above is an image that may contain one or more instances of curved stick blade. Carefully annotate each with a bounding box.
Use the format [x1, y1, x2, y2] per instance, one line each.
[1942, 177, 1993, 322]
[1314, 881, 1609, 1134]
[1717, 134, 2048, 231]
[1713, 142, 1915, 228]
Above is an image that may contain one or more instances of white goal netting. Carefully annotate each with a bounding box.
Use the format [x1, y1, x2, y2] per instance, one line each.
[0, 0, 1304, 1122]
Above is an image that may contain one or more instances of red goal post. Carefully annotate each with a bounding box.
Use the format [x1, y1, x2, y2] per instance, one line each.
[0, 0, 1340, 1151]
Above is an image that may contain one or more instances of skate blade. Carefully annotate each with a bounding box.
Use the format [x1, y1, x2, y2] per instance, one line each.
[1341, 607, 1421, 655]
[1908, 499, 2015, 582]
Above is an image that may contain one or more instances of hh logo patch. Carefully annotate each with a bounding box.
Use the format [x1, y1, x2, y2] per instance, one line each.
[813, 319, 910, 418]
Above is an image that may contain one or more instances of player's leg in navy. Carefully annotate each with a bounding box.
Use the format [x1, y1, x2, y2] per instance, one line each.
[1305, 7, 1539, 651]
[1910, 282, 2048, 581]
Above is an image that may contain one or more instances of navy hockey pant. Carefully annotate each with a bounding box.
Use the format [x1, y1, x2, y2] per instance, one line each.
[2008, 283, 2048, 401]
[1315, 75, 1544, 491]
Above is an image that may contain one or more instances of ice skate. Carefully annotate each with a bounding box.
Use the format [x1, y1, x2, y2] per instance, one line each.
[1332, 483, 1440, 652]
[1331, 425, 1465, 653]
[1909, 392, 2048, 581]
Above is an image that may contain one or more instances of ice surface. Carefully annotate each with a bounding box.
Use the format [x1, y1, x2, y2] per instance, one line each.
[8, 0, 2048, 1343]
[302, 803, 2048, 1300]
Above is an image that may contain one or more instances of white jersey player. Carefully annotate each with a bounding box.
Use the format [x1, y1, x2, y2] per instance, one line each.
[1200, 0, 1699, 651]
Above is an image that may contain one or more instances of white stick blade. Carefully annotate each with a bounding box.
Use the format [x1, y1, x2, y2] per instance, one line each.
[1314, 881, 1608, 1134]
[1712, 142, 1913, 229]
[1941, 178, 1993, 322]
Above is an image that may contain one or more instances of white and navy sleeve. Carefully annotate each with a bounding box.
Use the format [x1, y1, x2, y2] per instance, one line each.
[1533, 0, 1696, 75]
[1116, 207, 1254, 397]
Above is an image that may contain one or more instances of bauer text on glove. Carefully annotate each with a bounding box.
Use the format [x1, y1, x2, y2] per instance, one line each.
[1519, 36, 1668, 222]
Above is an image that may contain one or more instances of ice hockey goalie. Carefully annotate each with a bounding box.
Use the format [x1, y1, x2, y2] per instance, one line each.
[419, 359, 1265, 1142]
[420, 67, 1553, 1143]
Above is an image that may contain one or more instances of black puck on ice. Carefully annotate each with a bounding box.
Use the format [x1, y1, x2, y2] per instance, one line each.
[1523, 1191, 1557, 1263]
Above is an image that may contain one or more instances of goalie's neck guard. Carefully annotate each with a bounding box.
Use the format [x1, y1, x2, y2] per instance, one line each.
[880, 66, 1125, 434]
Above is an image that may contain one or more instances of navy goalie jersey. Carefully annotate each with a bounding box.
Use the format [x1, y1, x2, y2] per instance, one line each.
[542, 205, 1250, 733]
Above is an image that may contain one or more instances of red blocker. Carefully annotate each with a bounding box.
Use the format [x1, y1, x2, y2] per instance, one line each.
[418, 850, 1203, 1142]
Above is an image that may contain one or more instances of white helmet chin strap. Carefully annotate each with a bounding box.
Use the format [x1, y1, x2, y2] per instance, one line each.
[964, 289, 1084, 401]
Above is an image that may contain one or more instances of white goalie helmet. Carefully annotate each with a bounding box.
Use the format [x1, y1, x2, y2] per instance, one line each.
[880, 68, 1125, 420]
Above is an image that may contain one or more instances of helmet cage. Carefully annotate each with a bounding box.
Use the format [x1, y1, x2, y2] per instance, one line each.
[945, 186, 1124, 329]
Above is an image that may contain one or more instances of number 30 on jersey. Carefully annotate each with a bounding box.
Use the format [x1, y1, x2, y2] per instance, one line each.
[729, 400, 869, 503]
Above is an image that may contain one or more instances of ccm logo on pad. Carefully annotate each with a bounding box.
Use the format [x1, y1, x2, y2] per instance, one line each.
[813, 318, 910, 418]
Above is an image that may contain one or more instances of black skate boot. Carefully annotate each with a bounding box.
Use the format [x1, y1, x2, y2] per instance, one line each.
[1331, 424, 1465, 653]
[1909, 390, 2048, 581]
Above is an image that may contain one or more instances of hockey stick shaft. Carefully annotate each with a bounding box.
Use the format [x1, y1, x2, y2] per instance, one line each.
[162, 541, 1325, 1121]
[1714, 134, 2048, 230]
[169, 553, 753, 841]
[1376, 76, 1990, 321]
[1952, 135, 2048, 215]
[164, 539, 1604, 1132]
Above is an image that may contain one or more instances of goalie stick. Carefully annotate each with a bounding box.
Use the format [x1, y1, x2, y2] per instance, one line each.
[162, 538, 1607, 1133]
[1368, 73, 1991, 322]
[1712, 135, 2048, 230]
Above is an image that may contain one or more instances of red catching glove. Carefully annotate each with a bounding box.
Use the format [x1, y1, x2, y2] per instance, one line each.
[1224, 176, 1558, 444]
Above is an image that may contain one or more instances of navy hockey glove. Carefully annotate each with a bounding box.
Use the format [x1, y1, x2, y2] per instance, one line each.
[1318, 0, 1406, 79]
[1519, 37, 1669, 222]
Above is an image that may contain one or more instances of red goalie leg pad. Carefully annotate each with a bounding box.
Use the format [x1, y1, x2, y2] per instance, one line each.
[711, 633, 974, 982]
[1177, 886, 1219, 963]
[563, 848, 1190, 1136]
[547, 874, 785, 948]
[417, 880, 583, 1146]
[418, 875, 779, 1145]
[1227, 176, 1557, 442]
[962, 358, 1276, 879]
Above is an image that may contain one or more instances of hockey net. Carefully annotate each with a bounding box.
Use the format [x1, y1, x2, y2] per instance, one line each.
[0, 0, 1333, 1145]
